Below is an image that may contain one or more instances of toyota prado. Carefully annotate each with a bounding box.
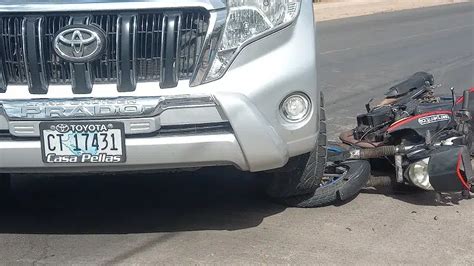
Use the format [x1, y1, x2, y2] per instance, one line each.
[0, 0, 325, 205]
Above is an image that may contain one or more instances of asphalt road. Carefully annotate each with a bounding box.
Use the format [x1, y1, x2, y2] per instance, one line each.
[1, 3, 474, 265]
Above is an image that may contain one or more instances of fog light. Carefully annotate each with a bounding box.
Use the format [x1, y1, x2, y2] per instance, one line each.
[280, 93, 311, 122]
[407, 158, 434, 190]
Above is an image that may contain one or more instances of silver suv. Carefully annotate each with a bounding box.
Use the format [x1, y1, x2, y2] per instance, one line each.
[0, 0, 325, 204]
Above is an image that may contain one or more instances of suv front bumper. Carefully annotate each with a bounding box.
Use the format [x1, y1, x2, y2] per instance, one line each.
[0, 0, 319, 174]
[0, 92, 318, 173]
[0, 93, 316, 173]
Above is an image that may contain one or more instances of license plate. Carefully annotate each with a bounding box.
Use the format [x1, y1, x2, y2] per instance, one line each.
[40, 122, 126, 164]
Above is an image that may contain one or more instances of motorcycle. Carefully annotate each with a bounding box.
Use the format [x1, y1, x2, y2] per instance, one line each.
[336, 72, 474, 197]
[284, 72, 473, 208]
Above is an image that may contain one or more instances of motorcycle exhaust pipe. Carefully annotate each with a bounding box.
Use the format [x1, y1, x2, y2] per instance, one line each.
[348, 145, 413, 184]
[348, 146, 398, 160]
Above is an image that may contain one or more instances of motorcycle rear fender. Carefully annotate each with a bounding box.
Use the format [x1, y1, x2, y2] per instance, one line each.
[428, 146, 473, 192]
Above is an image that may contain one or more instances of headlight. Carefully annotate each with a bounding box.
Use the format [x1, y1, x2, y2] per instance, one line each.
[407, 158, 434, 191]
[206, 0, 302, 82]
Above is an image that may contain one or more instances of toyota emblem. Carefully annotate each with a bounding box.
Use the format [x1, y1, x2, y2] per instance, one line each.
[55, 124, 70, 134]
[53, 24, 106, 63]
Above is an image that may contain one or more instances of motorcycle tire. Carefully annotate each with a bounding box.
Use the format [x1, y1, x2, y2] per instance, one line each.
[278, 143, 371, 208]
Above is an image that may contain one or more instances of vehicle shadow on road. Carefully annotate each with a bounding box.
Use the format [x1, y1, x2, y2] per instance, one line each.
[361, 170, 467, 207]
[0, 168, 286, 235]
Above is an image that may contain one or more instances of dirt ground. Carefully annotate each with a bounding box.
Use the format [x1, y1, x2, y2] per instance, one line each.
[314, 0, 469, 21]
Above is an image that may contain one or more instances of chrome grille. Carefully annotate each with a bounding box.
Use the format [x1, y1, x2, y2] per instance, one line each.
[0, 17, 28, 85]
[0, 10, 209, 94]
[45, 15, 72, 84]
[91, 14, 118, 84]
[135, 13, 163, 82]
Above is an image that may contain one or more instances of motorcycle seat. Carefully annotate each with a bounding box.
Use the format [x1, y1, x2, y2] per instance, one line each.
[385, 72, 434, 98]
